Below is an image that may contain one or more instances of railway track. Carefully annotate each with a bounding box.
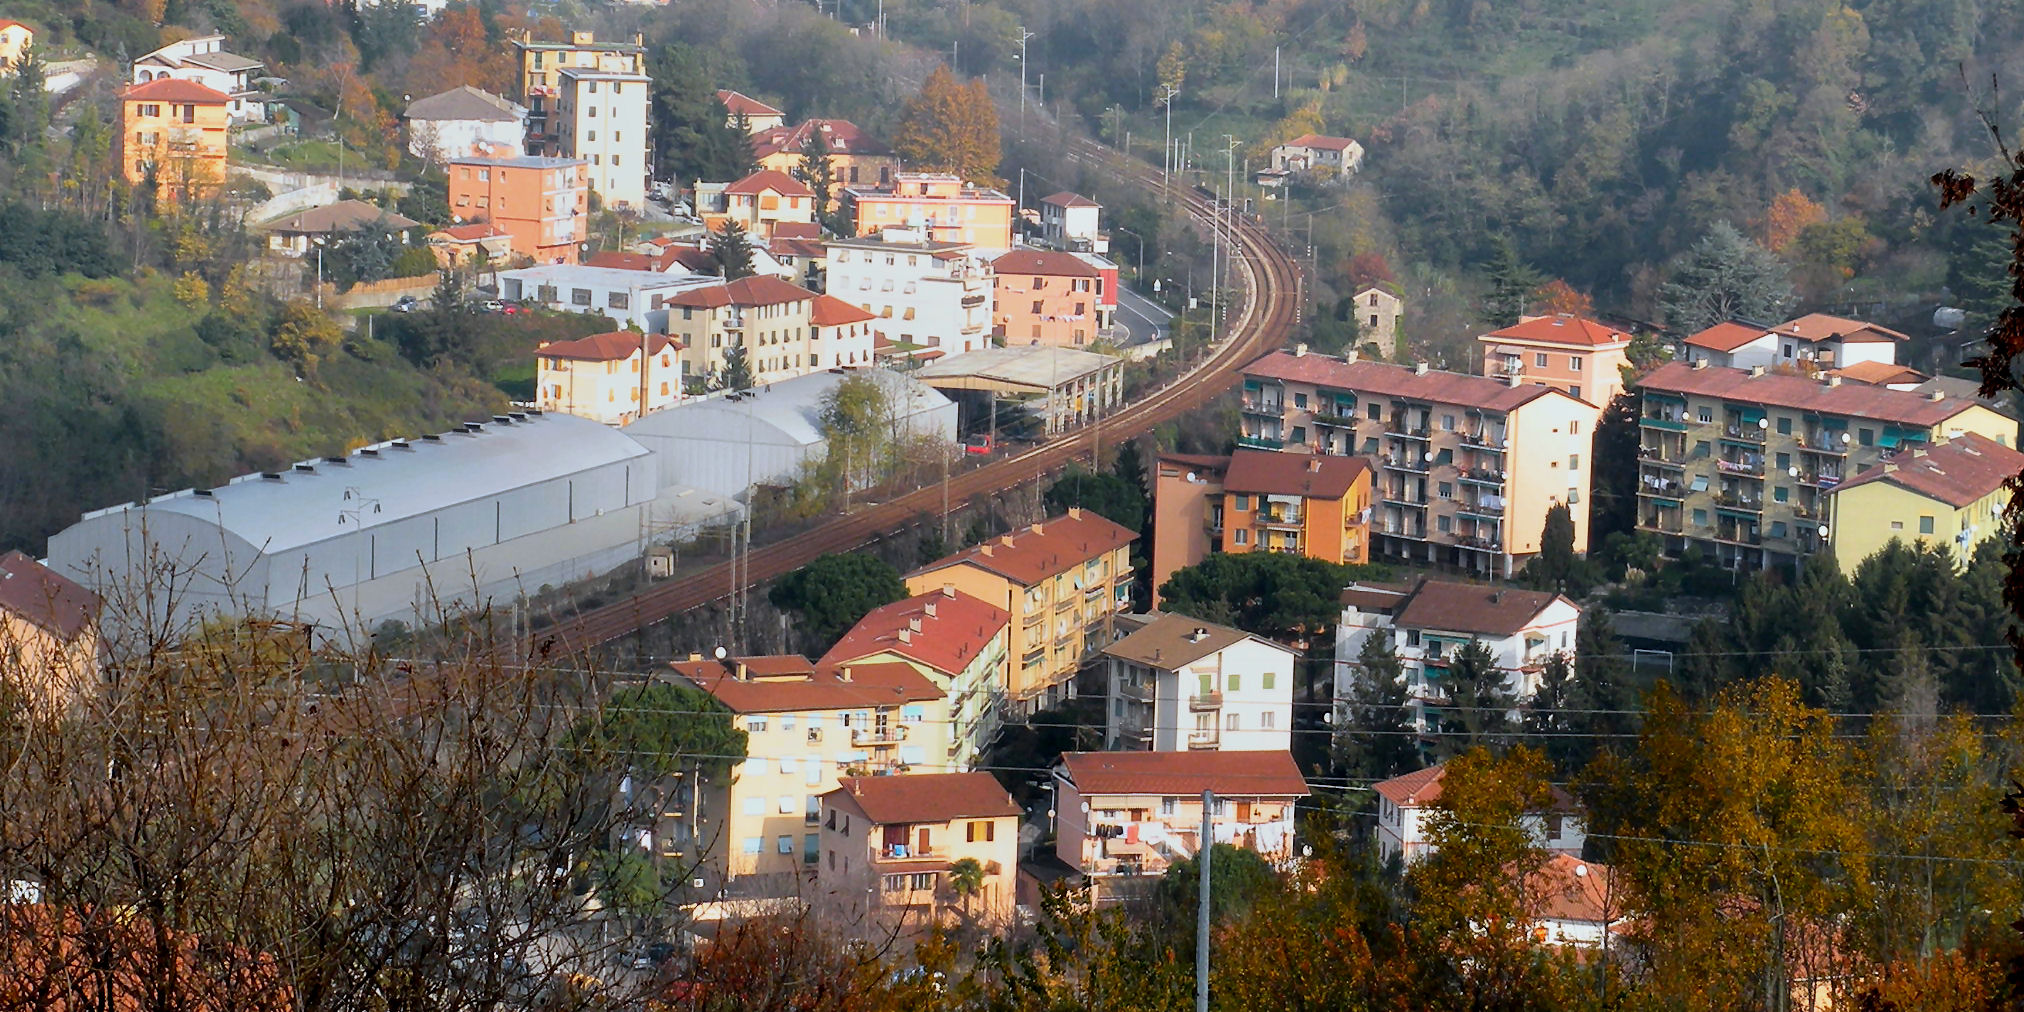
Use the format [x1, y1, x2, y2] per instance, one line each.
[538, 126, 1304, 654]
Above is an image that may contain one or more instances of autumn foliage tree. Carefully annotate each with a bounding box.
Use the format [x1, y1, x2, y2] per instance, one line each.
[892, 66, 1000, 184]
[1754, 187, 1827, 253]
[1531, 278, 1594, 317]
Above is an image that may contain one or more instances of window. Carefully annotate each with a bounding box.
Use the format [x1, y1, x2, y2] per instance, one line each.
[1233, 529, 1249, 545]
[1031, 300, 1043, 314]
[805, 834, 820, 863]
[587, 130, 596, 142]
[1919, 515, 1935, 534]
[1262, 671, 1276, 690]
[1776, 452, 1791, 470]
[1859, 428, 1875, 447]
[1227, 713, 1242, 731]
[1295, 392, 1310, 409]
[1770, 521, 1788, 538]
[742, 837, 763, 855]
[1436, 514, 1453, 533]
[747, 758, 767, 775]
[1367, 403, 1382, 420]
[1291, 426, 1306, 443]
[1570, 421, 1581, 435]
[1227, 674, 1242, 691]
[1260, 711, 1276, 729]
[1234, 494, 1250, 510]
[1406, 630, 1422, 646]
[1438, 481, 1454, 499]
[1569, 454, 1581, 471]
[1535, 353, 1549, 368]
[967, 820, 996, 843]
[1369, 314, 1380, 327]
[1698, 407, 1714, 423]
[1692, 508, 1709, 527]
[1890, 520, 1904, 531]
[1774, 486, 1789, 503]
[742, 797, 764, 816]
[777, 835, 793, 854]
[571, 288, 592, 306]
[1570, 356, 1583, 370]
[1199, 674, 1214, 696]
[608, 292, 629, 310]
[1161, 798, 1177, 816]
[1570, 385, 1581, 400]
[746, 716, 768, 733]
[1776, 416, 1793, 435]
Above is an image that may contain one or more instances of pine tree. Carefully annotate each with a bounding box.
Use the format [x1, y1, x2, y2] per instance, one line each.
[1657, 222, 1796, 332]
[719, 347, 754, 391]
[1335, 630, 1418, 780]
[710, 219, 756, 280]
[1435, 639, 1514, 758]
[794, 130, 838, 229]
[1481, 235, 1542, 326]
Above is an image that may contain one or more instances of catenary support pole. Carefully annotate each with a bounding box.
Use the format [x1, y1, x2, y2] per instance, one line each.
[1196, 789, 1213, 1012]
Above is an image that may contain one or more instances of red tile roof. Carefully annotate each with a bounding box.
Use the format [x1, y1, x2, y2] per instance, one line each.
[0, 19, 28, 31]
[824, 772, 1020, 825]
[1828, 433, 2024, 508]
[1392, 579, 1572, 636]
[433, 222, 510, 242]
[1244, 350, 1572, 412]
[669, 654, 943, 713]
[912, 509, 1136, 587]
[1059, 750, 1308, 798]
[1774, 312, 1908, 344]
[1483, 314, 1629, 349]
[769, 221, 823, 240]
[1373, 764, 1446, 806]
[1829, 360, 1928, 386]
[810, 293, 877, 328]
[536, 331, 675, 362]
[661, 275, 815, 310]
[725, 168, 813, 198]
[1157, 452, 1233, 473]
[773, 237, 829, 261]
[1283, 133, 1359, 151]
[1682, 321, 1771, 353]
[584, 251, 659, 272]
[121, 77, 231, 104]
[820, 587, 1009, 677]
[750, 118, 891, 160]
[1638, 360, 1987, 427]
[1520, 854, 1622, 926]
[715, 89, 783, 117]
[1041, 191, 1098, 208]
[1221, 449, 1368, 500]
[0, 551, 96, 641]
[990, 248, 1102, 278]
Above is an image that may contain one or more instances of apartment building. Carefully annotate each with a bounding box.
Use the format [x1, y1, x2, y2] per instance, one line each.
[131, 34, 264, 125]
[1479, 313, 1633, 406]
[1241, 348, 1600, 577]
[904, 509, 1137, 714]
[403, 86, 525, 164]
[662, 275, 825, 387]
[1335, 578, 1581, 732]
[816, 773, 1021, 930]
[1053, 750, 1306, 904]
[1634, 360, 2017, 570]
[498, 264, 716, 330]
[825, 229, 995, 356]
[990, 249, 1119, 348]
[117, 78, 231, 199]
[668, 654, 951, 894]
[1148, 450, 1372, 605]
[845, 173, 1016, 249]
[514, 30, 645, 152]
[533, 331, 681, 425]
[821, 587, 1012, 768]
[1102, 614, 1296, 752]
[1372, 763, 1586, 865]
[447, 155, 589, 264]
[1039, 191, 1103, 251]
[1352, 285, 1402, 358]
[751, 118, 897, 204]
[1679, 313, 1908, 371]
[1824, 433, 2024, 569]
[553, 65, 650, 210]
[810, 295, 878, 371]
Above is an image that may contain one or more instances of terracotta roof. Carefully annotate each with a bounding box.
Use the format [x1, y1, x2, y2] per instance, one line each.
[1041, 191, 1098, 208]
[432, 222, 510, 242]
[1101, 613, 1289, 670]
[990, 248, 1101, 278]
[585, 251, 658, 272]
[750, 118, 891, 160]
[1827, 433, 2024, 508]
[1244, 350, 1573, 412]
[1, 903, 294, 1012]
[1337, 580, 1417, 614]
[121, 77, 231, 104]
[769, 221, 823, 240]
[1221, 449, 1369, 500]
[824, 772, 1020, 825]
[725, 168, 813, 198]
[1283, 133, 1360, 151]
[1682, 321, 1771, 353]
[715, 89, 783, 117]
[1373, 764, 1446, 806]
[536, 331, 675, 362]
[404, 85, 520, 122]
[258, 199, 419, 235]
[810, 293, 877, 327]
[820, 587, 1009, 677]
[1059, 750, 1308, 798]
[1393, 579, 1572, 636]
[669, 654, 943, 713]
[1773, 312, 1909, 345]
[1638, 361, 1988, 427]
[1520, 854, 1621, 926]
[1157, 453, 1232, 473]
[773, 237, 829, 260]
[1483, 314, 1629, 349]
[912, 509, 1136, 586]
[0, 20, 27, 31]
[661, 275, 815, 310]
[0, 551, 96, 641]
[1828, 360, 1928, 386]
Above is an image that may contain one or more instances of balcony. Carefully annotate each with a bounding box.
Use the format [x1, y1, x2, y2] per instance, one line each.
[1640, 414, 1688, 432]
[1120, 682, 1156, 703]
[1382, 490, 1430, 508]
[1188, 692, 1223, 711]
[1240, 398, 1284, 416]
[1638, 478, 1687, 500]
[1187, 730, 1221, 749]
[1457, 501, 1506, 520]
[1237, 434, 1284, 450]
[1385, 417, 1432, 440]
[1460, 429, 1508, 450]
[1720, 424, 1767, 446]
[1798, 432, 1850, 456]
[1258, 509, 1304, 527]
[1714, 494, 1763, 513]
[1638, 445, 1687, 468]
[1641, 517, 1686, 534]
[1714, 528, 1763, 547]
[1716, 458, 1766, 477]
[1456, 535, 1505, 552]
[1381, 453, 1431, 473]
[852, 725, 909, 746]
[961, 293, 987, 307]
[1797, 470, 1843, 488]
[1458, 468, 1506, 487]
[1311, 410, 1357, 429]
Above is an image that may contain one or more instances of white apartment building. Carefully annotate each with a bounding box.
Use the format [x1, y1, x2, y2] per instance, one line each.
[534, 331, 681, 425]
[1040, 191, 1105, 252]
[825, 228, 994, 356]
[1102, 614, 1296, 753]
[131, 34, 264, 124]
[498, 264, 716, 332]
[403, 86, 526, 164]
[1335, 578, 1581, 731]
[553, 66, 650, 211]
[1372, 763, 1587, 865]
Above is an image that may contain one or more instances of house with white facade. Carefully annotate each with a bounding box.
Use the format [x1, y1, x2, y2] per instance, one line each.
[1039, 191, 1105, 252]
[554, 65, 650, 211]
[1371, 763, 1587, 865]
[404, 86, 526, 164]
[1516, 854, 1623, 950]
[498, 264, 717, 332]
[1335, 578, 1581, 731]
[534, 331, 682, 425]
[720, 169, 816, 238]
[1680, 313, 1908, 371]
[1102, 613, 1295, 753]
[1053, 750, 1307, 904]
[715, 89, 786, 133]
[131, 34, 265, 124]
[824, 228, 994, 356]
[1268, 133, 1365, 178]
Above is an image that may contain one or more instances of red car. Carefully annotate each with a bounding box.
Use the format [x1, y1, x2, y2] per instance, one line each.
[964, 434, 995, 455]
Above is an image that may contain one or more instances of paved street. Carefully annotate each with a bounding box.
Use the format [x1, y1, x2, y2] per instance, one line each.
[1115, 284, 1175, 346]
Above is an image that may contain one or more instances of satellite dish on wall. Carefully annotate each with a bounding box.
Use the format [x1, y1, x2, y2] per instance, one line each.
[1185, 471, 1199, 484]
[713, 646, 728, 660]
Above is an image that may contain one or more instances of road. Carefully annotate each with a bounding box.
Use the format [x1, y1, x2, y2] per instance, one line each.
[1114, 285, 1176, 347]
[534, 123, 1303, 654]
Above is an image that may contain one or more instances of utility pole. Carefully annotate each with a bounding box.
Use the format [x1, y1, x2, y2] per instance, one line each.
[1273, 45, 1281, 98]
[1224, 135, 1238, 334]
[1159, 85, 1180, 201]
[1196, 789, 1213, 1012]
[1016, 26, 1035, 129]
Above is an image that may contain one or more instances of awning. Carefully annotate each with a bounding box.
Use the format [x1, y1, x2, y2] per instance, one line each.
[1737, 407, 1766, 423]
[1689, 475, 1710, 492]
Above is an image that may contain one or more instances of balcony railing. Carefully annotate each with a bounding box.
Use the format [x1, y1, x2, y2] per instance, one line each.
[1715, 529, 1763, 547]
[1641, 518, 1686, 534]
[1638, 446, 1687, 467]
[1461, 430, 1508, 449]
[1717, 458, 1766, 476]
[1187, 730, 1220, 749]
[1188, 692, 1223, 711]
[1382, 491, 1430, 507]
[1120, 682, 1156, 703]
[1237, 434, 1284, 450]
[1638, 479, 1687, 499]
[1797, 470, 1843, 488]
[1714, 494, 1763, 512]
[1640, 414, 1688, 431]
[1459, 468, 1506, 486]
[852, 725, 908, 746]
[1258, 508, 1304, 526]
[1799, 432, 1850, 456]
[1311, 411, 1357, 428]
[1457, 502, 1506, 519]
[1381, 453, 1431, 473]
[1456, 535, 1505, 552]
[1240, 398, 1284, 415]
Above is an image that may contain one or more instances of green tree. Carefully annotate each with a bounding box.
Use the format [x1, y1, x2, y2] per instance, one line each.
[1043, 466, 1146, 534]
[709, 218, 756, 280]
[1156, 843, 1278, 925]
[817, 371, 893, 493]
[269, 299, 342, 374]
[947, 856, 986, 929]
[719, 347, 754, 391]
[595, 847, 664, 919]
[1335, 629, 1419, 780]
[794, 129, 838, 230]
[648, 42, 755, 185]
[891, 65, 1000, 183]
[1561, 608, 1637, 773]
[1480, 235, 1543, 326]
[567, 682, 748, 779]
[1158, 552, 1381, 641]
[768, 552, 906, 651]
[1658, 222, 1796, 332]
[1589, 393, 1642, 544]
[1521, 502, 1590, 594]
[1432, 639, 1515, 755]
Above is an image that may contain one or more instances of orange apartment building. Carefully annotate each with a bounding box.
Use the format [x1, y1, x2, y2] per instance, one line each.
[118, 78, 230, 199]
[1150, 450, 1373, 604]
[816, 772, 1022, 931]
[447, 155, 589, 265]
[845, 172, 1016, 248]
[989, 249, 1119, 347]
[1479, 314, 1633, 406]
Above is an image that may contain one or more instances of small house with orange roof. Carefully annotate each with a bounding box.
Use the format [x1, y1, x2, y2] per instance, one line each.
[1479, 313, 1633, 405]
[1268, 133, 1365, 177]
[722, 168, 816, 238]
[750, 118, 897, 203]
[534, 330, 682, 424]
[1372, 761, 1586, 865]
[716, 89, 786, 133]
[426, 222, 514, 267]
[1682, 313, 1908, 372]
[822, 586, 1011, 766]
[817, 772, 1022, 929]
[0, 19, 33, 70]
[809, 293, 876, 371]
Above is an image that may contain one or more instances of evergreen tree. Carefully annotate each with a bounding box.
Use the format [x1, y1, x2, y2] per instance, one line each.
[1589, 393, 1642, 544]
[719, 346, 754, 391]
[1677, 617, 1735, 700]
[710, 219, 756, 280]
[1944, 216, 2013, 325]
[1523, 650, 1579, 770]
[1043, 467, 1145, 533]
[1657, 222, 1796, 332]
[794, 130, 838, 229]
[1521, 502, 1587, 594]
[1434, 639, 1514, 757]
[648, 43, 755, 185]
[1335, 630, 1418, 780]
[1480, 235, 1542, 326]
[767, 552, 907, 652]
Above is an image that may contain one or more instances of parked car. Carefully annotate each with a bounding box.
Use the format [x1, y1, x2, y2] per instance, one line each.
[390, 295, 419, 313]
[477, 299, 504, 313]
[963, 433, 995, 455]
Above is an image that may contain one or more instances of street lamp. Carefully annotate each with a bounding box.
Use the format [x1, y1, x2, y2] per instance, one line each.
[1111, 224, 1147, 279]
[313, 235, 327, 310]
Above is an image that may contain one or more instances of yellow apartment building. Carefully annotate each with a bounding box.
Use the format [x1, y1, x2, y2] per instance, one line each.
[533, 331, 680, 425]
[661, 275, 821, 387]
[820, 587, 1011, 769]
[905, 509, 1137, 714]
[118, 78, 231, 200]
[513, 29, 645, 153]
[845, 172, 1016, 248]
[1825, 433, 2024, 569]
[816, 772, 1021, 931]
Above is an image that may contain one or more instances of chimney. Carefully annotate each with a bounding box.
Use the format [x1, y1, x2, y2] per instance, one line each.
[1190, 626, 1210, 642]
[1825, 375, 1842, 387]
[1068, 507, 1084, 520]
[686, 652, 703, 662]
[1490, 591, 1503, 604]
[1929, 389, 1945, 401]
[979, 544, 994, 557]
[1692, 360, 1709, 370]
[1506, 373, 1523, 387]
[1154, 647, 1162, 662]
[839, 665, 853, 682]
[941, 584, 956, 598]
[1293, 343, 1309, 357]
[898, 628, 912, 644]
[1749, 365, 1766, 377]
[1001, 533, 1016, 545]
[907, 617, 923, 634]
[1307, 457, 1322, 473]
[924, 602, 938, 618]
[1414, 362, 1430, 375]
[733, 660, 750, 681]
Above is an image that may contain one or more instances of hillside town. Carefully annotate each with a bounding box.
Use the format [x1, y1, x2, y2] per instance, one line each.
[2, 1, 2024, 1010]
